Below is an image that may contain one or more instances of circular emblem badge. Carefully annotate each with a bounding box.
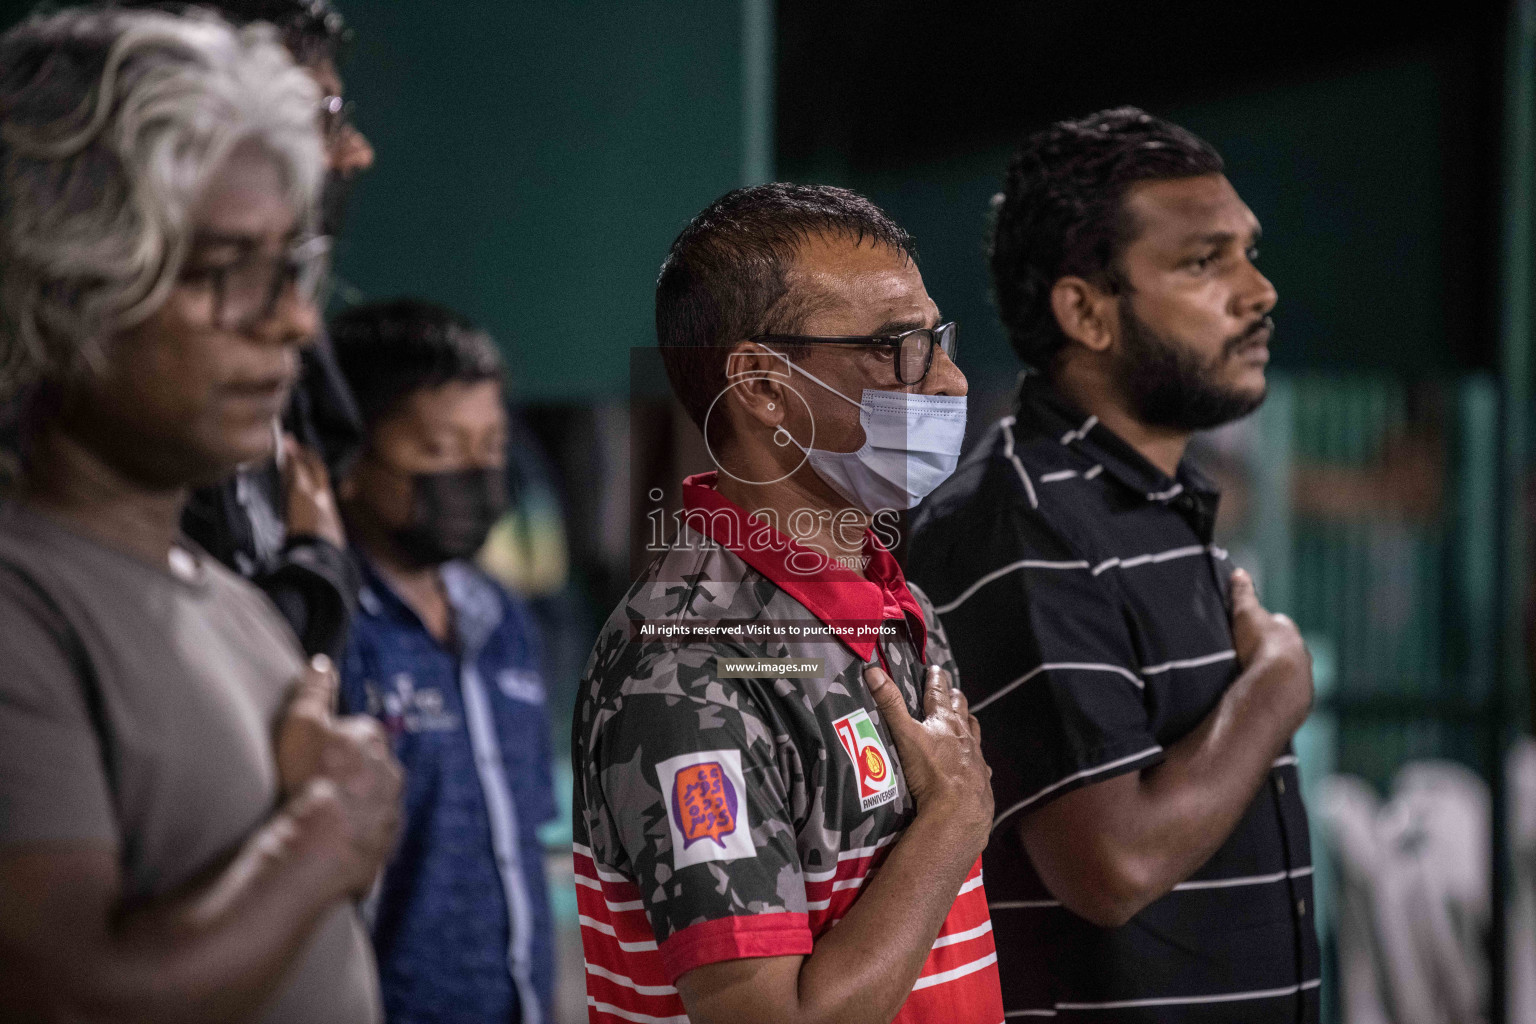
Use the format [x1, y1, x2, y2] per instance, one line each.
[863, 745, 888, 782]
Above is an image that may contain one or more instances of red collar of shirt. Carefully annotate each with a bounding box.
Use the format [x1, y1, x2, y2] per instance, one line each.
[680, 472, 926, 663]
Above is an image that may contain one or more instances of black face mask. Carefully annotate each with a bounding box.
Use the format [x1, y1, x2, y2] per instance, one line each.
[391, 467, 507, 566]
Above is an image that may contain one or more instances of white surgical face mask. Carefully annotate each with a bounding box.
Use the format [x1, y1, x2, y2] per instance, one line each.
[762, 347, 967, 513]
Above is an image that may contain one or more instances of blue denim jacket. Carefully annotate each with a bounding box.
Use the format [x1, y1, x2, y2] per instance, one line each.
[341, 557, 556, 1024]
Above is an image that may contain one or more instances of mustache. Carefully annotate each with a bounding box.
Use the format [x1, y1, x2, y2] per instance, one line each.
[1222, 315, 1274, 359]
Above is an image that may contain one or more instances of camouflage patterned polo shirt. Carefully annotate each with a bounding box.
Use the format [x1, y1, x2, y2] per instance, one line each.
[573, 473, 1003, 1024]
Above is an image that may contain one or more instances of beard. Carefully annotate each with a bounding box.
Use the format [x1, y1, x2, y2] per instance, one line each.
[1115, 302, 1271, 431]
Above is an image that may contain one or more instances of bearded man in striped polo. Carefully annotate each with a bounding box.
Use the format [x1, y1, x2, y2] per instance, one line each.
[909, 108, 1319, 1022]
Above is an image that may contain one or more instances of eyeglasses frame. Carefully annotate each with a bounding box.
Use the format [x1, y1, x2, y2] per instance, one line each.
[750, 321, 958, 386]
[207, 234, 333, 332]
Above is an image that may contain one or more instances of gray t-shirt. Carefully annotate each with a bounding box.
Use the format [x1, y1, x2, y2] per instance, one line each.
[0, 502, 380, 1024]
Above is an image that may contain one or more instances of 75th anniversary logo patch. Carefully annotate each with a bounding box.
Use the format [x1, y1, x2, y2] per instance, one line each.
[832, 708, 899, 812]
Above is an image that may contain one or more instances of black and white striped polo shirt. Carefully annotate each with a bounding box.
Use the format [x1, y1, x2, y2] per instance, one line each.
[908, 373, 1318, 1022]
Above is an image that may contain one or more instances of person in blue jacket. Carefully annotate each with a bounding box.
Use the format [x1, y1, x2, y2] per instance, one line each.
[330, 298, 556, 1024]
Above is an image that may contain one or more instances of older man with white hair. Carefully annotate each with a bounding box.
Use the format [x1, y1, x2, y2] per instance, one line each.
[0, 9, 400, 1023]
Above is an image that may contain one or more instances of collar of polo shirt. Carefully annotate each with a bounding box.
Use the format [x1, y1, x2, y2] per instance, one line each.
[680, 472, 927, 663]
[1016, 372, 1221, 516]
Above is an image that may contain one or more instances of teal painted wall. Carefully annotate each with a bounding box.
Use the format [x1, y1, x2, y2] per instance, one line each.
[333, 1, 750, 401]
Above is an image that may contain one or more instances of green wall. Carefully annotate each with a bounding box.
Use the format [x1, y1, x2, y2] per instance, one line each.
[334, 1, 754, 401]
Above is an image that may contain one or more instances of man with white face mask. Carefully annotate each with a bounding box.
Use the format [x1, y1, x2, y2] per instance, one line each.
[572, 183, 1003, 1024]
[755, 320, 967, 515]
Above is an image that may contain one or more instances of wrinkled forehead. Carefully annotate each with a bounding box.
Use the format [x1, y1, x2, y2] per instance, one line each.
[784, 232, 933, 333]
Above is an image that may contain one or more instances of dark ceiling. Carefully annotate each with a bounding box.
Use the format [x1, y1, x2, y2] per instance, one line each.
[778, 0, 1505, 172]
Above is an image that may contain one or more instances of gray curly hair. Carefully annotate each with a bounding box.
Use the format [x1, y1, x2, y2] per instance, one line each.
[0, 6, 325, 401]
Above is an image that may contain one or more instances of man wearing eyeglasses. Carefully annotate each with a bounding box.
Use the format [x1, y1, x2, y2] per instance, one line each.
[147, 0, 378, 662]
[0, 10, 401, 1022]
[573, 183, 1003, 1024]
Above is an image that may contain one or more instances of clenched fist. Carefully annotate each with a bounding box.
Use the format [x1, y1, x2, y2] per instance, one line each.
[864, 664, 993, 857]
[1229, 568, 1313, 733]
[275, 655, 404, 898]
[276, 655, 338, 797]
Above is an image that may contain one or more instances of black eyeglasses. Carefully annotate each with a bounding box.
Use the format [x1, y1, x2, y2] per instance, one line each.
[319, 94, 356, 147]
[182, 235, 332, 331]
[752, 321, 958, 385]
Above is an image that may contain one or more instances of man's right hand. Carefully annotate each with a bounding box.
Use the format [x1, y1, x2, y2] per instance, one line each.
[1228, 568, 1313, 730]
[864, 664, 992, 855]
[678, 666, 995, 1024]
[285, 720, 403, 898]
[0, 666, 403, 1023]
[275, 655, 338, 797]
[274, 655, 404, 897]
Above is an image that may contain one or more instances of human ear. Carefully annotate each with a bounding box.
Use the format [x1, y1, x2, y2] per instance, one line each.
[722, 342, 790, 430]
[1050, 276, 1116, 355]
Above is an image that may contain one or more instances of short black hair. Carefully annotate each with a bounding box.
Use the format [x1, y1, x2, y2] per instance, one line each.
[116, 0, 349, 64]
[656, 182, 914, 432]
[329, 299, 502, 430]
[990, 106, 1224, 374]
